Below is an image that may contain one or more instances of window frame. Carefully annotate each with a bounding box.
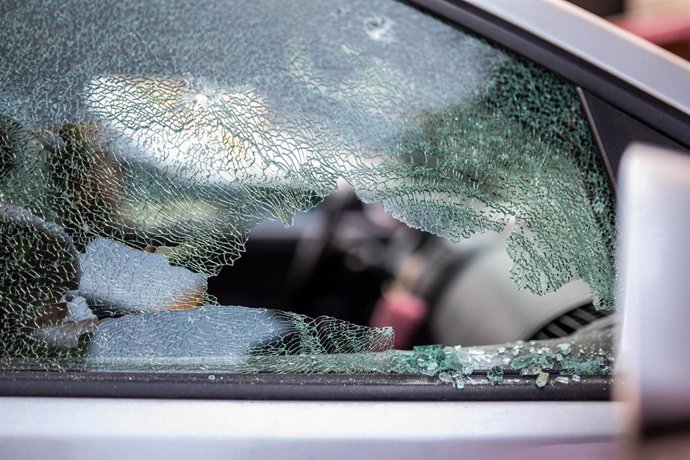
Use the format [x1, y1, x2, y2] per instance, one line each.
[0, 0, 687, 401]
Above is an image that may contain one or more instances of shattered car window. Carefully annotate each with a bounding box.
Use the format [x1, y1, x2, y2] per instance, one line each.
[0, 0, 615, 385]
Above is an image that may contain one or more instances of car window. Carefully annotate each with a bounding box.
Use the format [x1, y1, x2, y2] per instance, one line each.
[0, 0, 614, 386]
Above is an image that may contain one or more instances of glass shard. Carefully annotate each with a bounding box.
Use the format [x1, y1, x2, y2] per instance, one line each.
[535, 371, 550, 388]
[87, 305, 393, 370]
[79, 238, 208, 314]
[487, 366, 504, 385]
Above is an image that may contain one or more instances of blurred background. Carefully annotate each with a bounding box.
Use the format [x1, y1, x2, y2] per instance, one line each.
[570, 0, 690, 60]
[208, 186, 609, 350]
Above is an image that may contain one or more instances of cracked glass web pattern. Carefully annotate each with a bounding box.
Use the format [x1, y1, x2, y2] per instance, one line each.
[0, 0, 614, 372]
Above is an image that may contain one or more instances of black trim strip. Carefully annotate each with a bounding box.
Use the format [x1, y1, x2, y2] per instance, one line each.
[579, 88, 689, 182]
[0, 372, 610, 401]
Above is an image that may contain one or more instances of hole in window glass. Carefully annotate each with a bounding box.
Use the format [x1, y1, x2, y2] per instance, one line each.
[0, 0, 615, 386]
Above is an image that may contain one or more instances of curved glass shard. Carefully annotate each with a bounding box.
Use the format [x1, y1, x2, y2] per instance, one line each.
[79, 238, 208, 314]
[86, 306, 393, 370]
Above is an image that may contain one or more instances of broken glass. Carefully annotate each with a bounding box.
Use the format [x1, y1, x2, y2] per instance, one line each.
[1, 0, 615, 378]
